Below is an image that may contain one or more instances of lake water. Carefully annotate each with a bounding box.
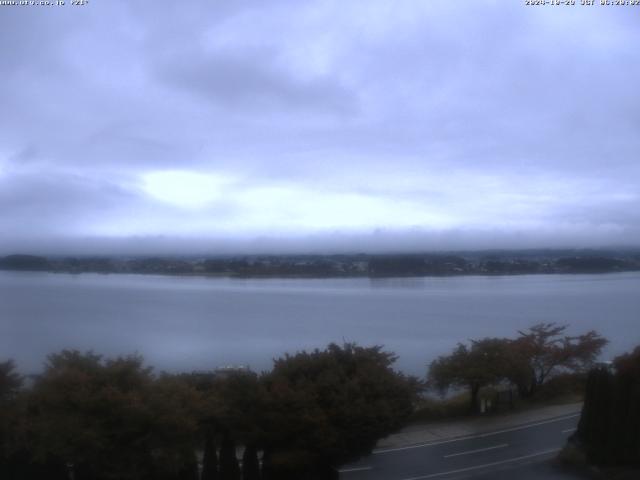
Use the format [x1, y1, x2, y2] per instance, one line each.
[1, 271, 639, 376]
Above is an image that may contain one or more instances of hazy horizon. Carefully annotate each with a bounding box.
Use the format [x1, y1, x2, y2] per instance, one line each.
[2, 232, 640, 258]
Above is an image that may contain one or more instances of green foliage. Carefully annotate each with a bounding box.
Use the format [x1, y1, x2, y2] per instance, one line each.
[27, 350, 201, 480]
[241, 444, 260, 480]
[529, 372, 586, 402]
[219, 434, 240, 480]
[175, 450, 199, 480]
[211, 371, 266, 444]
[2, 343, 418, 479]
[557, 443, 588, 468]
[428, 338, 512, 411]
[574, 346, 640, 466]
[0, 360, 22, 402]
[0, 360, 24, 479]
[201, 430, 219, 480]
[410, 392, 471, 422]
[262, 343, 419, 473]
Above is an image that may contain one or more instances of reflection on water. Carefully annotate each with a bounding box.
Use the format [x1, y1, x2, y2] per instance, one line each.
[1, 271, 639, 376]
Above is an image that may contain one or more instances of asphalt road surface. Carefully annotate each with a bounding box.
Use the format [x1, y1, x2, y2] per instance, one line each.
[339, 413, 583, 480]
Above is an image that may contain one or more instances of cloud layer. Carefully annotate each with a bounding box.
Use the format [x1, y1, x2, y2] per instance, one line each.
[1, 1, 639, 253]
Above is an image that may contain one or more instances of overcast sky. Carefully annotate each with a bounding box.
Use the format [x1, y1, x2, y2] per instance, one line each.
[1, 0, 639, 254]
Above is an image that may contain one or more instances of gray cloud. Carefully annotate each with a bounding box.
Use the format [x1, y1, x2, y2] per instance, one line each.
[159, 47, 358, 114]
[0, 0, 639, 253]
[0, 172, 140, 236]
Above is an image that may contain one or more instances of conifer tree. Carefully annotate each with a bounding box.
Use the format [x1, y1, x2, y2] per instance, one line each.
[176, 451, 199, 480]
[219, 433, 240, 480]
[201, 430, 219, 480]
[241, 444, 260, 480]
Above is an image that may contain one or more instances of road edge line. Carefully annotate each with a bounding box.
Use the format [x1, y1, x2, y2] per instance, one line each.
[399, 448, 561, 480]
[374, 413, 580, 454]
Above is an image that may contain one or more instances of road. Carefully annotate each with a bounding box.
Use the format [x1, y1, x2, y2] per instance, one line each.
[339, 413, 582, 480]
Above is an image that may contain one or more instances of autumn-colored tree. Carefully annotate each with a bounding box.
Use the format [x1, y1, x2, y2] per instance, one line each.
[428, 338, 512, 411]
[509, 323, 607, 397]
[429, 325, 608, 406]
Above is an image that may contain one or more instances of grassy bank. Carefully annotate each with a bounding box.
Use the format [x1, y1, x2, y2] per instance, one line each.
[410, 373, 586, 424]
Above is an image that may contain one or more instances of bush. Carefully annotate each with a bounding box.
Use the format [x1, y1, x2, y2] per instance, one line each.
[410, 393, 471, 422]
[557, 443, 588, 468]
[531, 373, 586, 402]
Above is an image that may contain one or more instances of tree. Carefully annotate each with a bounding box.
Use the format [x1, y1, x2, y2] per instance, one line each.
[574, 345, 640, 466]
[189, 369, 265, 480]
[261, 343, 418, 478]
[201, 429, 219, 480]
[0, 254, 49, 271]
[0, 360, 24, 479]
[219, 433, 240, 480]
[28, 350, 202, 480]
[609, 346, 640, 464]
[574, 365, 615, 464]
[175, 450, 199, 480]
[428, 338, 511, 412]
[0, 360, 22, 402]
[510, 323, 607, 397]
[211, 370, 266, 448]
[241, 444, 260, 480]
[145, 373, 204, 480]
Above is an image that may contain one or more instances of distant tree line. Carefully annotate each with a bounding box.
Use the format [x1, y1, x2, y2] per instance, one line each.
[0, 344, 419, 480]
[1, 250, 640, 278]
[427, 323, 608, 412]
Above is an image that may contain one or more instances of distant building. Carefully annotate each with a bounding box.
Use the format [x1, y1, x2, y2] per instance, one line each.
[213, 365, 252, 380]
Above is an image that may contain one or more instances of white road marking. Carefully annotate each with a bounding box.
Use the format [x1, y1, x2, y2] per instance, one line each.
[443, 443, 508, 458]
[399, 448, 561, 480]
[374, 413, 580, 454]
[562, 428, 576, 434]
[338, 466, 372, 473]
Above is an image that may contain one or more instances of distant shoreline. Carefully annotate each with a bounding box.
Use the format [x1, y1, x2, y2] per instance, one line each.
[3, 269, 639, 283]
[1, 249, 639, 280]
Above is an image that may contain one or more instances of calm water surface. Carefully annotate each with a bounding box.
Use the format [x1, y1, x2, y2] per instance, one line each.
[1, 271, 638, 375]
